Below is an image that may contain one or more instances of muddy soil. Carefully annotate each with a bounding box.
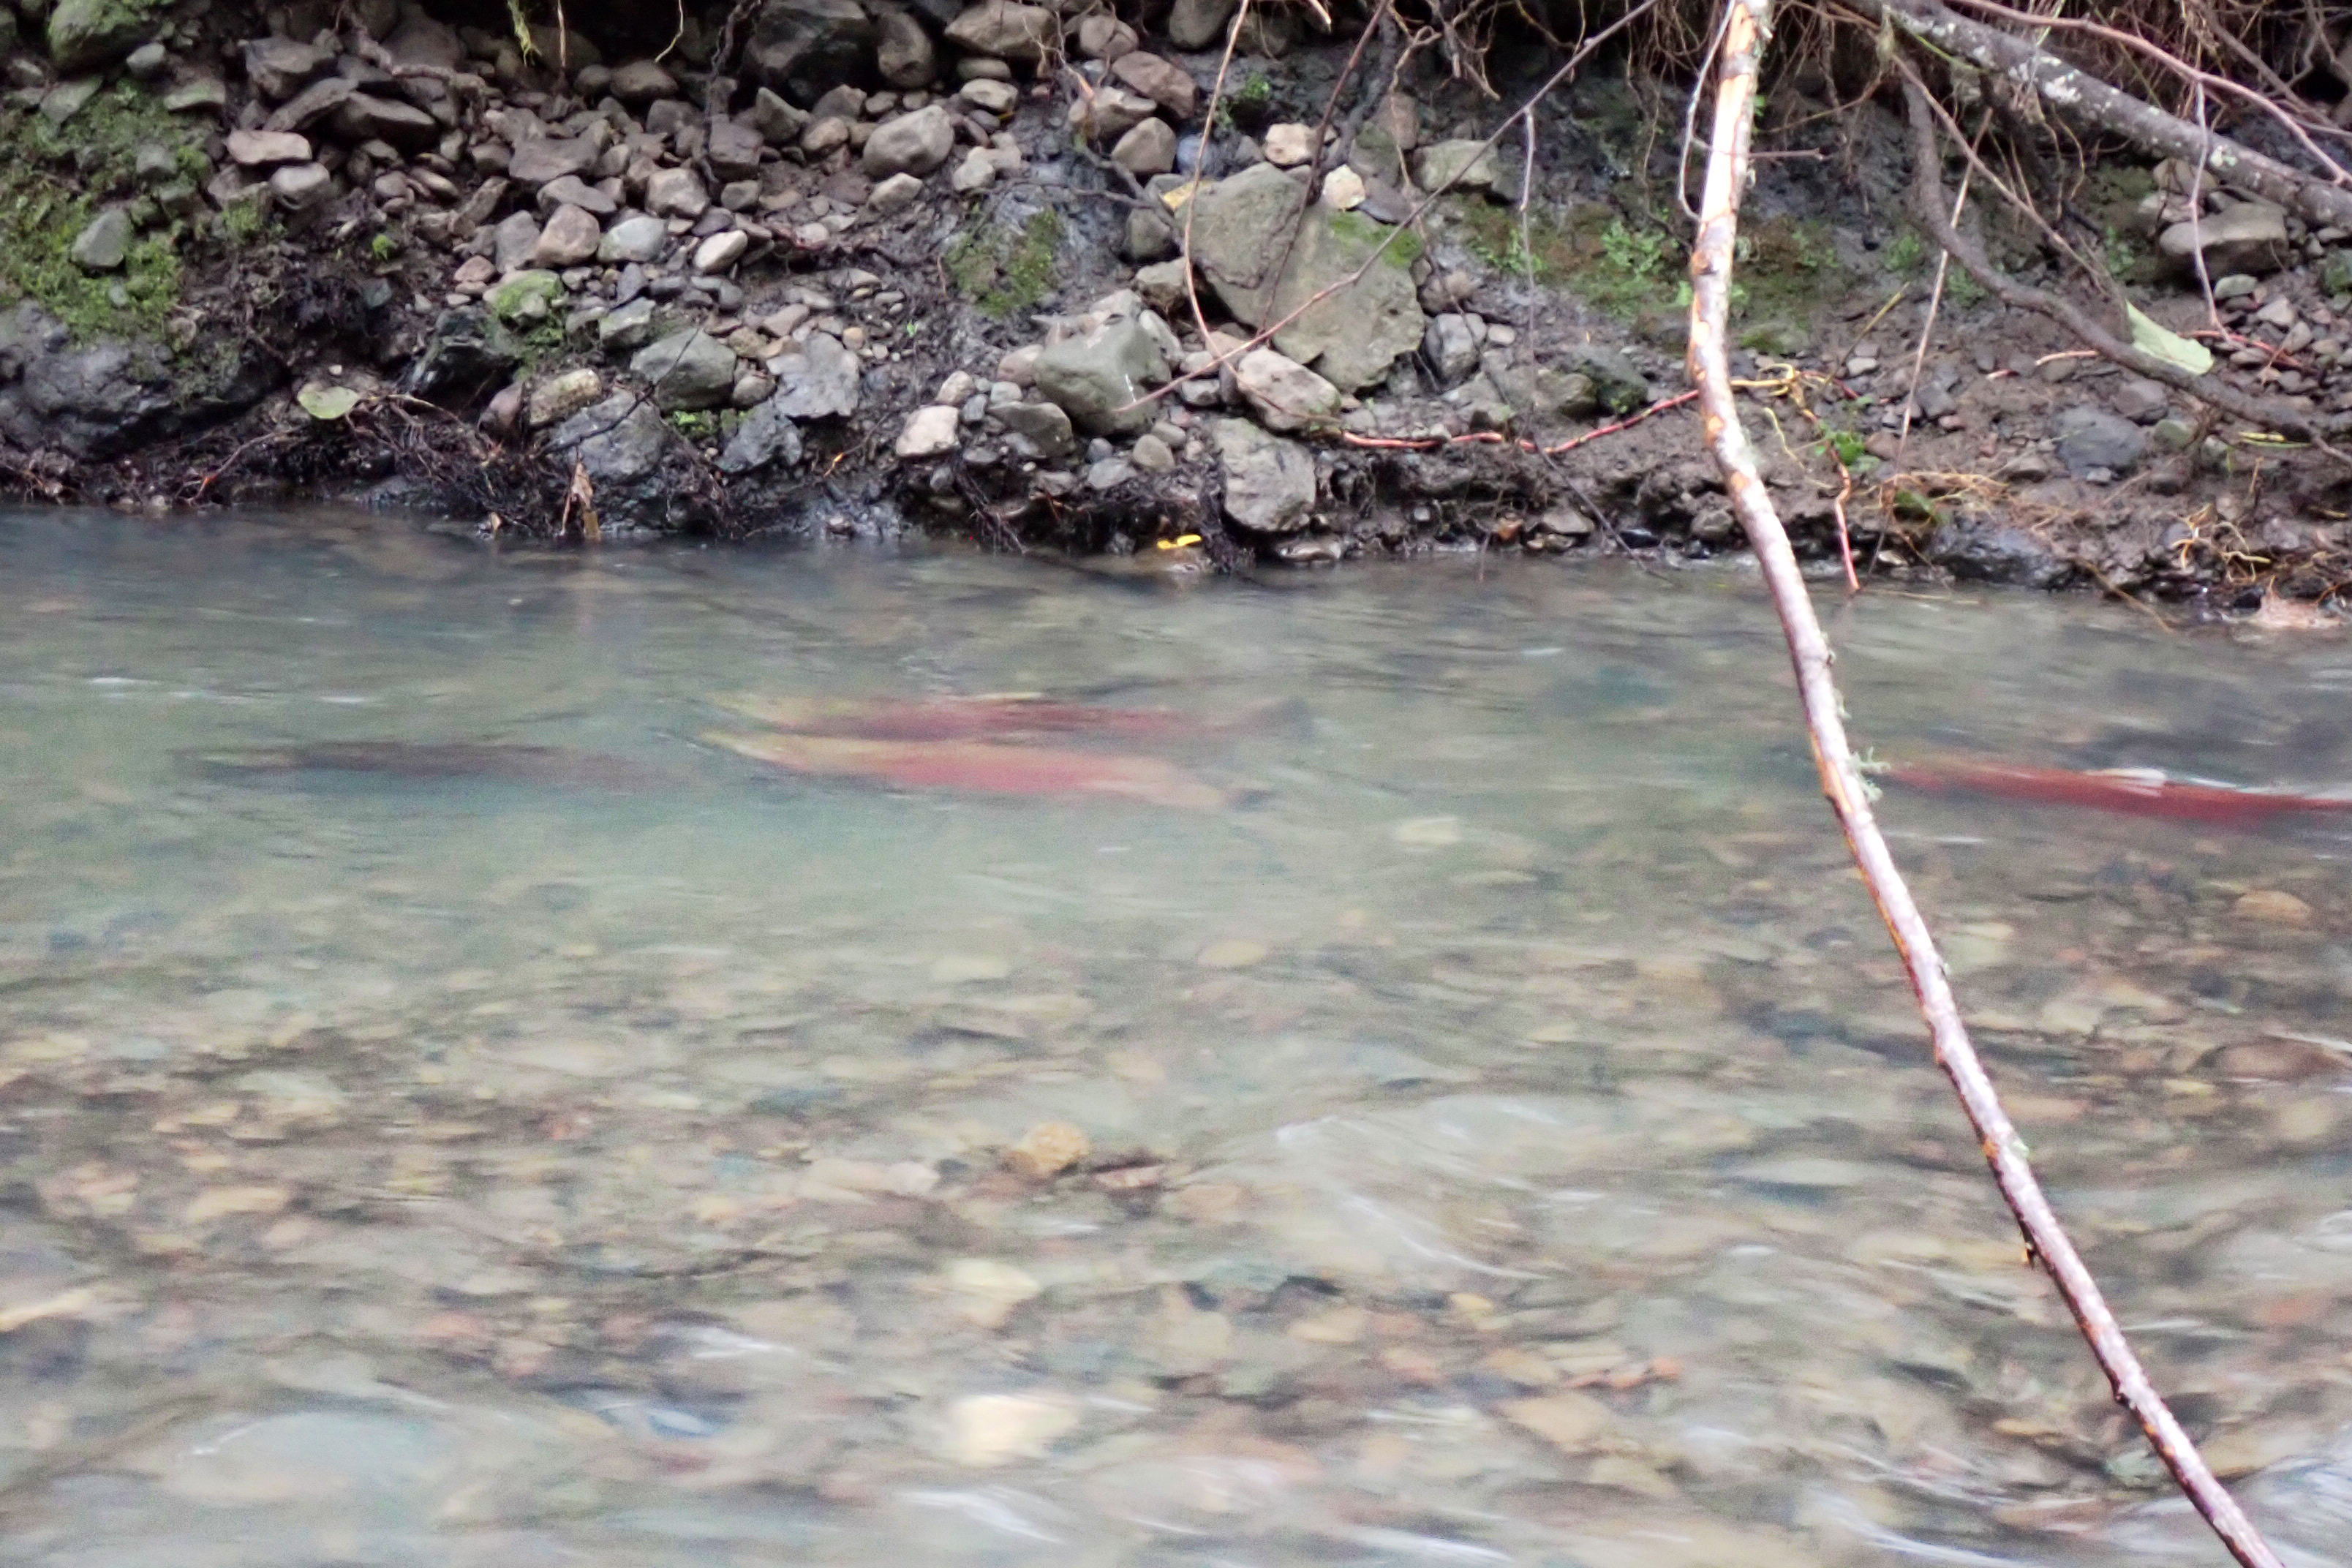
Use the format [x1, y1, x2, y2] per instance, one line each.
[1, 0, 2348, 611]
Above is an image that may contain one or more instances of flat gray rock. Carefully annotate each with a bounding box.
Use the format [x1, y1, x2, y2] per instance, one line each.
[1213, 418, 1316, 532]
[2052, 404, 2147, 476]
[549, 392, 669, 485]
[599, 214, 668, 264]
[1032, 318, 1166, 435]
[631, 328, 738, 412]
[507, 137, 602, 188]
[764, 332, 862, 419]
[719, 399, 804, 473]
[69, 208, 132, 272]
[859, 104, 956, 178]
[1187, 162, 1423, 391]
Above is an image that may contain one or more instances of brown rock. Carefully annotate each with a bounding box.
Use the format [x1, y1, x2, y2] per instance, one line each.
[945, 2, 1058, 63]
[1004, 1120, 1090, 1179]
[708, 117, 767, 182]
[329, 92, 439, 151]
[1501, 1392, 1614, 1452]
[226, 129, 311, 167]
[1109, 52, 1196, 120]
[1110, 116, 1175, 176]
[2236, 889, 2314, 925]
[2213, 1039, 2340, 1081]
[506, 137, 601, 187]
[532, 204, 603, 267]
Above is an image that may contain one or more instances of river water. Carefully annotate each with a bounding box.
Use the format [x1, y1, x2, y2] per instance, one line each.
[3, 508, 2351, 1568]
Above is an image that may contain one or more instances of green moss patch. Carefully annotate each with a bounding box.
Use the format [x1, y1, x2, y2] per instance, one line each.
[0, 82, 198, 341]
[1452, 199, 1679, 320]
[1451, 198, 1848, 339]
[1327, 208, 1422, 270]
[946, 208, 1066, 320]
[1730, 214, 1847, 350]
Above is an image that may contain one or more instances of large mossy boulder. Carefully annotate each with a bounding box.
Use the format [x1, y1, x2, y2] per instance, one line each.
[48, 0, 159, 72]
[1186, 162, 1425, 392]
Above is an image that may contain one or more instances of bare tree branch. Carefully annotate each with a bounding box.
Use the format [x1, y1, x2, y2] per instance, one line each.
[1855, 0, 2352, 228]
[1891, 62, 2348, 446]
[1687, 7, 2292, 1567]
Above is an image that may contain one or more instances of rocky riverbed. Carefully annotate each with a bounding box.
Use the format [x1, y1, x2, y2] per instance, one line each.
[10, 509, 2352, 1565]
[1, 0, 2350, 606]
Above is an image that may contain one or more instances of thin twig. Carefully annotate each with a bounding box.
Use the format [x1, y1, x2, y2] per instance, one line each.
[1892, 107, 1984, 477]
[1177, 0, 1259, 353]
[1542, 387, 1696, 452]
[1332, 388, 1699, 453]
[1688, 7, 2285, 1567]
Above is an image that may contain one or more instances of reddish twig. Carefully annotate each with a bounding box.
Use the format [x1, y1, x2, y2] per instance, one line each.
[1334, 389, 1697, 456]
[190, 431, 296, 501]
[1338, 429, 1509, 450]
[2189, 329, 2313, 376]
[1688, 7, 2286, 1568]
[1541, 388, 1696, 453]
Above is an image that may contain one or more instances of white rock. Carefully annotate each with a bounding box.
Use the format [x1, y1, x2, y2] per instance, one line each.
[1234, 346, 1340, 431]
[1112, 117, 1176, 176]
[644, 165, 709, 220]
[949, 146, 998, 194]
[946, 1258, 1041, 1327]
[946, 1392, 1080, 1466]
[532, 203, 602, 267]
[868, 171, 924, 213]
[894, 404, 962, 458]
[226, 129, 312, 167]
[1262, 123, 1316, 167]
[1320, 165, 1365, 210]
[959, 78, 1019, 116]
[692, 228, 748, 274]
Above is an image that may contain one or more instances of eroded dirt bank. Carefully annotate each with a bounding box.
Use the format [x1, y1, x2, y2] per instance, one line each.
[2, 0, 2349, 608]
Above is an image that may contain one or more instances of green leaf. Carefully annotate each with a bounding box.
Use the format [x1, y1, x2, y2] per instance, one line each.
[297, 383, 361, 421]
[2127, 304, 2213, 377]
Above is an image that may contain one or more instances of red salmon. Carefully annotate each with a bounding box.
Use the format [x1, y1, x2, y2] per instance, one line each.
[703, 731, 1230, 810]
[715, 692, 1273, 745]
[1886, 758, 2352, 825]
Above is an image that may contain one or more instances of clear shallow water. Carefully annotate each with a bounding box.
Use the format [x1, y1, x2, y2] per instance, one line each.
[4, 509, 2352, 1567]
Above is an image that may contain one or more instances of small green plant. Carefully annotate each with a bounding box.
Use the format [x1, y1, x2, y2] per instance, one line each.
[219, 199, 271, 246]
[1890, 487, 1943, 523]
[1598, 217, 1674, 284]
[945, 208, 1065, 320]
[668, 410, 717, 438]
[1820, 426, 1880, 478]
[1884, 228, 1926, 274]
[369, 232, 399, 262]
[1215, 72, 1273, 132]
